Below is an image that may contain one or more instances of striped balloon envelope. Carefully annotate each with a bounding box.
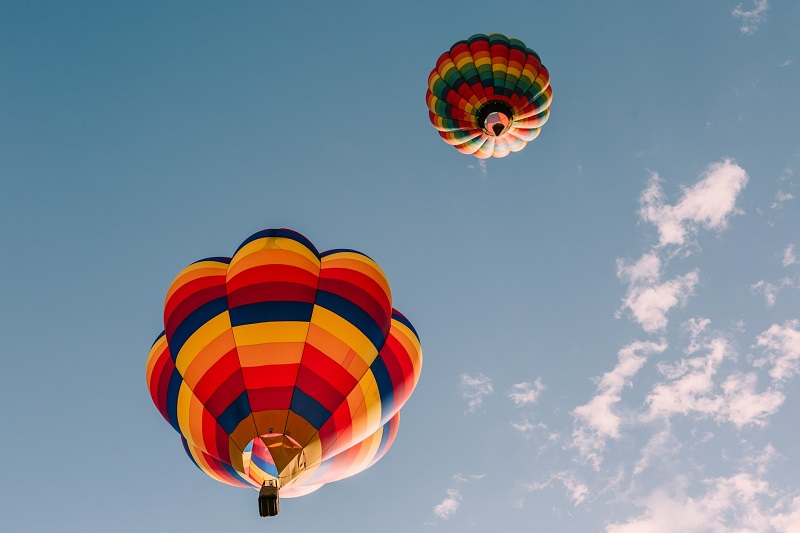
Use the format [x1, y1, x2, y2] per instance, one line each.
[426, 33, 553, 159]
[146, 228, 422, 502]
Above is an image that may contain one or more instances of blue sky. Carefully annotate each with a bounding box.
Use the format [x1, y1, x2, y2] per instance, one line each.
[1, 1, 799, 531]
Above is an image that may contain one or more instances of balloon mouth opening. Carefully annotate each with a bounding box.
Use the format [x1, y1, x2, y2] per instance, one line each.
[477, 101, 514, 137]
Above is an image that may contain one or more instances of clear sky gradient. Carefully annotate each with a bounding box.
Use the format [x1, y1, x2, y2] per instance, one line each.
[1, 1, 799, 531]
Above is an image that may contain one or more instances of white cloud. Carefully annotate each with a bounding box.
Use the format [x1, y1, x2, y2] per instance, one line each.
[771, 495, 800, 532]
[606, 446, 787, 532]
[783, 244, 796, 267]
[572, 341, 667, 469]
[718, 372, 785, 427]
[754, 320, 800, 382]
[638, 160, 748, 248]
[683, 317, 712, 355]
[732, 0, 769, 35]
[509, 377, 546, 406]
[617, 254, 699, 332]
[459, 373, 494, 413]
[625, 270, 699, 333]
[644, 334, 785, 428]
[433, 489, 461, 519]
[644, 337, 731, 422]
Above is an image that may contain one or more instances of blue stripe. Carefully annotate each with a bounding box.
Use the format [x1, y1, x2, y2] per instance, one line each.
[168, 296, 229, 359]
[191, 256, 231, 265]
[234, 228, 319, 257]
[217, 390, 252, 435]
[251, 453, 279, 478]
[166, 369, 183, 433]
[181, 436, 200, 468]
[151, 330, 166, 348]
[319, 248, 373, 261]
[290, 388, 332, 430]
[392, 311, 419, 340]
[315, 290, 385, 350]
[373, 418, 394, 461]
[221, 460, 253, 485]
[370, 358, 394, 425]
[229, 301, 314, 327]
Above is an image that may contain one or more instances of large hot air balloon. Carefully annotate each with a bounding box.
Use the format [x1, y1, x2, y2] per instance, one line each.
[146, 228, 422, 516]
[426, 33, 553, 159]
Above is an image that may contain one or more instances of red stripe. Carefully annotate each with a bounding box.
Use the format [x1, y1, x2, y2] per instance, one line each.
[193, 348, 240, 404]
[299, 344, 357, 397]
[165, 273, 226, 322]
[226, 264, 318, 294]
[317, 276, 390, 336]
[153, 345, 174, 420]
[227, 281, 316, 308]
[165, 284, 227, 338]
[242, 363, 299, 389]
[204, 368, 247, 419]
[295, 365, 345, 413]
[248, 386, 294, 411]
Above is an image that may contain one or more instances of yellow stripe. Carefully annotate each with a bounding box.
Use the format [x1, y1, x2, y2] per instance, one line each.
[230, 236, 319, 271]
[237, 341, 305, 367]
[232, 321, 309, 346]
[226, 248, 320, 280]
[145, 335, 169, 385]
[165, 263, 227, 303]
[174, 311, 232, 375]
[321, 254, 391, 304]
[312, 305, 378, 365]
[182, 327, 236, 389]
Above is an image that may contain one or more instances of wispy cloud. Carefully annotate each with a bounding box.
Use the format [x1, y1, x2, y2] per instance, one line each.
[732, 0, 768, 35]
[459, 373, 494, 413]
[771, 190, 794, 209]
[451, 472, 486, 483]
[638, 160, 748, 249]
[751, 278, 795, 306]
[571, 340, 667, 469]
[433, 489, 461, 519]
[632, 425, 678, 476]
[750, 244, 799, 305]
[431, 473, 485, 521]
[510, 417, 549, 438]
[783, 244, 797, 267]
[520, 470, 590, 506]
[509, 377, 546, 406]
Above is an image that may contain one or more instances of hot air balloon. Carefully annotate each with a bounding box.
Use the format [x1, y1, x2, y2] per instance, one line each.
[146, 228, 422, 516]
[426, 33, 553, 159]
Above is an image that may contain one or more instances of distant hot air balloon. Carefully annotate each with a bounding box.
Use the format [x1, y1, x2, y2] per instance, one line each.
[426, 33, 553, 159]
[146, 228, 422, 516]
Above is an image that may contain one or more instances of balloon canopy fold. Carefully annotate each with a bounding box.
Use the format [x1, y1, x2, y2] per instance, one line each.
[146, 228, 422, 498]
[426, 33, 553, 158]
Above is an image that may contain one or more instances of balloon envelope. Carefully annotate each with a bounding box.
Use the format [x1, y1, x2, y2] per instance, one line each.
[146, 228, 422, 498]
[426, 33, 553, 158]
